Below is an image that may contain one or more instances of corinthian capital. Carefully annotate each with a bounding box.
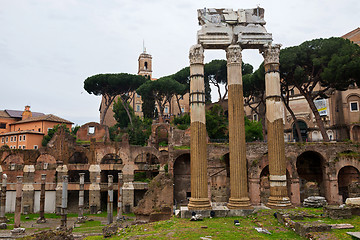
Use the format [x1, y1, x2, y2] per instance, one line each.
[261, 44, 281, 65]
[226, 45, 242, 64]
[189, 44, 204, 65]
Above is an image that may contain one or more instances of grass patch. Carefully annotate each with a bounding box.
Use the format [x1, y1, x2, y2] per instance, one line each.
[173, 145, 190, 150]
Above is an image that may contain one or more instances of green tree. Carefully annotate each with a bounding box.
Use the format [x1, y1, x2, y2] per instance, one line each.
[113, 98, 134, 129]
[280, 37, 360, 141]
[204, 59, 253, 102]
[42, 124, 70, 146]
[84, 73, 147, 125]
[137, 77, 186, 119]
[206, 104, 228, 140]
[244, 117, 263, 142]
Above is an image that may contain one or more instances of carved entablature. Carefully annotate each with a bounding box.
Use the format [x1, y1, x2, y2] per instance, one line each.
[197, 7, 272, 49]
[261, 44, 281, 65]
[226, 45, 242, 64]
[189, 44, 204, 65]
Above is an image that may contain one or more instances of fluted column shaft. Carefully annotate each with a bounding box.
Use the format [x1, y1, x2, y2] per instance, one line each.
[188, 44, 211, 210]
[226, 45, 251, 209]
[0, 174, 7, 223]
[14, 176, 23, 228]
[261, 44, 291, 208]
[78, 173, 85, 219]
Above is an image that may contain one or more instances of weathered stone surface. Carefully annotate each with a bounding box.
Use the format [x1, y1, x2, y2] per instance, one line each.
[330, 224, 354, 229]
[303, 196, 327, 208]
[25, 229, 74, 240]
[324, 205, 352, 219]
[346, 197, 360, 206]
[134, 173, 173, 221]
[294, 221, 331, 237]
[102, 222, 121, 238]
[0, 223, 6, 229]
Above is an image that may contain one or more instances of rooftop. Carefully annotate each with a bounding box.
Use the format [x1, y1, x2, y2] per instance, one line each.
[11, 114, 73, 125]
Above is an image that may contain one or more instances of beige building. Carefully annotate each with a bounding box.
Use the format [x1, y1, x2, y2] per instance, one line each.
[0, 106, 73, 149]
[100, 50, 190, 127]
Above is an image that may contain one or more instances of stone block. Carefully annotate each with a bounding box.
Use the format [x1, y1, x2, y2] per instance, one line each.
[324, 205, 352, 219]
[346, 197, 360, 206]
[294, 221, 331, 237]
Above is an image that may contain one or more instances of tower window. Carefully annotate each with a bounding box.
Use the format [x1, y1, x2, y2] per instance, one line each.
[144, 62, 148, 70]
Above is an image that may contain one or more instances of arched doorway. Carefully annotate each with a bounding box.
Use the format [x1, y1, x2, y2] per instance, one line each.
[296, 151, 325, 202]
[173, 154, 190, 207]
[338, 166, 360, 202]
[292, 120, 308, 142]
[352, 125, 360, 142]
[260, 165, 270, 204]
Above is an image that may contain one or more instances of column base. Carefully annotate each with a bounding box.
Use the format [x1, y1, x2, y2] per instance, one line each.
[188, 198, 211, 210]
[228, 197, 252, 209]
[267, 196, 292, 209]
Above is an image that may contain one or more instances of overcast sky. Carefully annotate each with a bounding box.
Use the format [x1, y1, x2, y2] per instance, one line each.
[0, 0, 358, 126]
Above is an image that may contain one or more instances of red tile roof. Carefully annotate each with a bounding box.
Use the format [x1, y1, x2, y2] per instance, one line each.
[11, 114, 73, 125]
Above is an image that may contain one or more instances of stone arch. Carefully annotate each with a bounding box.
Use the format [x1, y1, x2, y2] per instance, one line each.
[134, 152, 159, 165]
[36, 154, 56, 164]
[345, 93, 360, 103]
[296, 151, 326, 202]
[259, 165, 270, 204]
[173, 153, 191, 207]
[338, 166, 360, 202]
[68, 152, 88, 164]
[101, 153, 122, 164]
[350, 125, 360, 142]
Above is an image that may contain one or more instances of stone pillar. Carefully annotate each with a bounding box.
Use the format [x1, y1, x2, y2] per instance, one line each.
[226, 45, 251, 209]
[249, 177, 261, 206]
[107, 175, 113, 224]
[0, 174, 7, 223]
[290, 178, 301, 206]
[89, 165, 101, 214]
[78, 173, 85, 222]
[122, 174, 134, 213]
[22, 165, 35, 214]
[37, 174, 46, 223]
[61, 175, 68, 228]
[55, 165, 68, 215]
[116, 172, 123, 221]
[14, 176, 23, 228]
[188, 44, 211, 210]
[261, 44, 291, 208]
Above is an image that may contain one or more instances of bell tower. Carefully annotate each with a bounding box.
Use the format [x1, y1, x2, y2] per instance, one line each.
[138, 45, 152, 79]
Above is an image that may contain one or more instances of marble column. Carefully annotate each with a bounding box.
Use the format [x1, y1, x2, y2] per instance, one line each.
[261, 44, 291, 208]
[107, 175, 113, 224]
[61, 175, 68, 228]
[37, 174, 46, 223]
[78, 173, 85, 221]
[14, 176, 23, 228]
[188, 44, 211, 210]
[89, 165, 101, 214]
[22, 165, 35, 214]
[0, 174, 7, 223]
[226, 45, 251, 209]
[116, 172, 123, 221]
[55, 165, 68, 215]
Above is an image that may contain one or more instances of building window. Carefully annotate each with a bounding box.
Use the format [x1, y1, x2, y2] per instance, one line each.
[5, 137, 8, 143]
[19, 135, 22, 141]
[350, 101, 359, 112]
[290, 89, 295, 96]
[1, 137, 4, 143]
[136, 105, 141, 112]
[43, 162, 48, 170]
[14, 136, 16, 141]
[0, 123, 6, 129]
[253, 114, 258, 121]
[23, 135, 26, 141]
[165, 106, 168, 114]
[10, 136, 13, 142]
[23, 145, 26, 149]
[10, 163, 16, 171]
[88, 126, 95, 134]
[181, 107, 185, 113]
[34, 145, 38, 150]
[38, 128, 41, 132]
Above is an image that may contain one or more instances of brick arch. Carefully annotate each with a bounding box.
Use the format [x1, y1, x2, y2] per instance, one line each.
[2, 154, 24, 165]
[36, 154, 56, 164]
